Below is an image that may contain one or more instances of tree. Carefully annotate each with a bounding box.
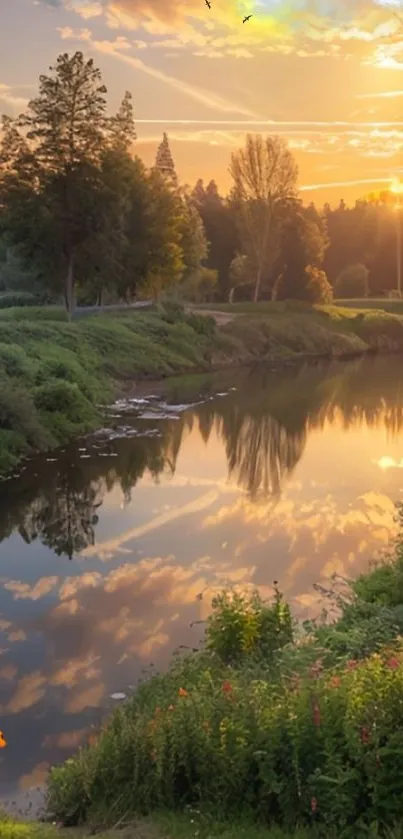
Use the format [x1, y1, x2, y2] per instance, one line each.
[335, 263, 369, 298]
[304, 266, 333, 304]
[191, 179, 238, 300]
[229, 134, 298, 302]
[277, 205, 328, 301]
[228, 253, 251, 303]
[155, 132, 178, 187]
[0, 52, 136, 318]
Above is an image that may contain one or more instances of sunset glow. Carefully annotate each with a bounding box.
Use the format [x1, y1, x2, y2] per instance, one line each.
[0, 0, 403, 204]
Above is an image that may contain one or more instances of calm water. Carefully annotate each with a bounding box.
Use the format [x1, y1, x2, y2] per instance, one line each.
[2, 356, 403, 794]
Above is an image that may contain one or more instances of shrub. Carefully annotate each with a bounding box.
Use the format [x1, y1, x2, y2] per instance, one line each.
[335, 264, 369, 299]
[304, 267, 333, 304]
[0, 290, 38, 308]
[206, 588, 293, 663]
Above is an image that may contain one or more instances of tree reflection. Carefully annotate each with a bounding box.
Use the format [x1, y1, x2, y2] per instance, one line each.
[1, 356, 403, 555]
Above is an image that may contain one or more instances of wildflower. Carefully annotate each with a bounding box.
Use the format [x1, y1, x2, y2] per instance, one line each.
[330, 676, 341, 689]
[311, 797, 318, 814]
[0, 731, 6, 749]
[312, 700, 321, 728]
[361, 726, 370, 745]
[347, 659, 358, 671]
[179, 687, 188, 697]
[222, 680, 233, 694]
[309, 660, 323, 679]
[168, 704, 175, 711]
[387, 657, 399, 670]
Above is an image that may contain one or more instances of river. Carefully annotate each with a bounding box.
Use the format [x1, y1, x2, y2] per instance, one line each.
[1, 355, 403, 799]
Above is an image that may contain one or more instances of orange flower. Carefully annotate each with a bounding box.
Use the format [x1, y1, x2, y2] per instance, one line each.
[330, 676, 341, 689]
[387, 657, 399, 670]
[222, 680, 233, 694]
[179, 687, 188, 697]
[0, 731, 7, 749]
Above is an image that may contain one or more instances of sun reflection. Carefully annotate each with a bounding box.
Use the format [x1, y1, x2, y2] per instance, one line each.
[375, 456, 403, 470]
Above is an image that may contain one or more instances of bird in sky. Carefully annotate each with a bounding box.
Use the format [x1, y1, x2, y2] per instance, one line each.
[205, 0, 211, 8]
[243, 14, 252, 22]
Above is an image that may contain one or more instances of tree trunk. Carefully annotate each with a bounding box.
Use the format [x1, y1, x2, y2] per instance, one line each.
[65, 253, 75, 322]
[253, 264, 263, 303]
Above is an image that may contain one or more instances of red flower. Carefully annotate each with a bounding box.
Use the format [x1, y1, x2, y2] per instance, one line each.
[313, 700, 321, 728]
[361, 726, 370, 745]
[387, 657, 399, 670]
[311, 797, 318, 814]
[222, 680, 233, 694]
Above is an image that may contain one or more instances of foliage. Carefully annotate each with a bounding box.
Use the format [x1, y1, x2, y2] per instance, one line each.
[0, 291, 38, 308]
[206, 588, 293, 663]
[47, 546, 403, 836]
[277, 208, 329, 302]
[229, 135, 298, 302]
[304, 267, 333, 305]
[335, 263, 369, 299]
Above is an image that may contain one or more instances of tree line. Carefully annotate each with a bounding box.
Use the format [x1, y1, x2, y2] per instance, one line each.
[0, 51, 401, 316]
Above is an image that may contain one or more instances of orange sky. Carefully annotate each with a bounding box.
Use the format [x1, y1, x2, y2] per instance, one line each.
[0, 0, 402, 206]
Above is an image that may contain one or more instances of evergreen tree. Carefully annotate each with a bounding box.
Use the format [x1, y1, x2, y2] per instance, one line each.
[0, 53, 137, 318]
[155, 132, 178, 187]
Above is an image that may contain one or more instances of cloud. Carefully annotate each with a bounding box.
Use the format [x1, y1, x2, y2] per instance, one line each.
[57, 26, 260, 115]
[49, 0, 403, 67]
[0, 84, 29, 112]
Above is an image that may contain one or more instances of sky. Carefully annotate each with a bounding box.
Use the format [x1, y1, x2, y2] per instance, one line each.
[0, 0, 402, 205]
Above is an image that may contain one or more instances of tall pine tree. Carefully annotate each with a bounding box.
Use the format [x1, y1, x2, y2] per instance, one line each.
[155, 132, 178, 187]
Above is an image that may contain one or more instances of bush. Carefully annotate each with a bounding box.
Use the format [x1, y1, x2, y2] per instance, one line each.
[0, 291, 38, 308]
[304, 267, 333, 304]
[335, 264, 369, 299]
[206, 588, 293, 663]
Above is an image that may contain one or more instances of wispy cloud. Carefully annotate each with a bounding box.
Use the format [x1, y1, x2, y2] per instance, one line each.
[0, 84, 29, 111]
[57, 25, 260, 116]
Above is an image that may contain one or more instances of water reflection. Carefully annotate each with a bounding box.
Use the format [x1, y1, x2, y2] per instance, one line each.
[2, 356, 403, 794]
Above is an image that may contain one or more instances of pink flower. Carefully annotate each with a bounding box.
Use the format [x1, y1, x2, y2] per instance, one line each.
[387, 657, 399, 670]
[222, 680, 233, 694]
[347, 659, 358, 671]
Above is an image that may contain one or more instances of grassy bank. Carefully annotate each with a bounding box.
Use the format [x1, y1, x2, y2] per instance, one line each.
[43, 514, 403, 837]
[2, 301, 403, 477]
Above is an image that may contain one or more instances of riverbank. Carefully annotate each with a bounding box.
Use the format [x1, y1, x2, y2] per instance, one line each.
[14, 513, 403, 837]
[2, 300, 403, 478]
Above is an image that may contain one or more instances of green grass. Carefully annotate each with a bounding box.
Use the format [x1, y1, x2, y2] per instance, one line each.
[1, 300, 403, 477]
